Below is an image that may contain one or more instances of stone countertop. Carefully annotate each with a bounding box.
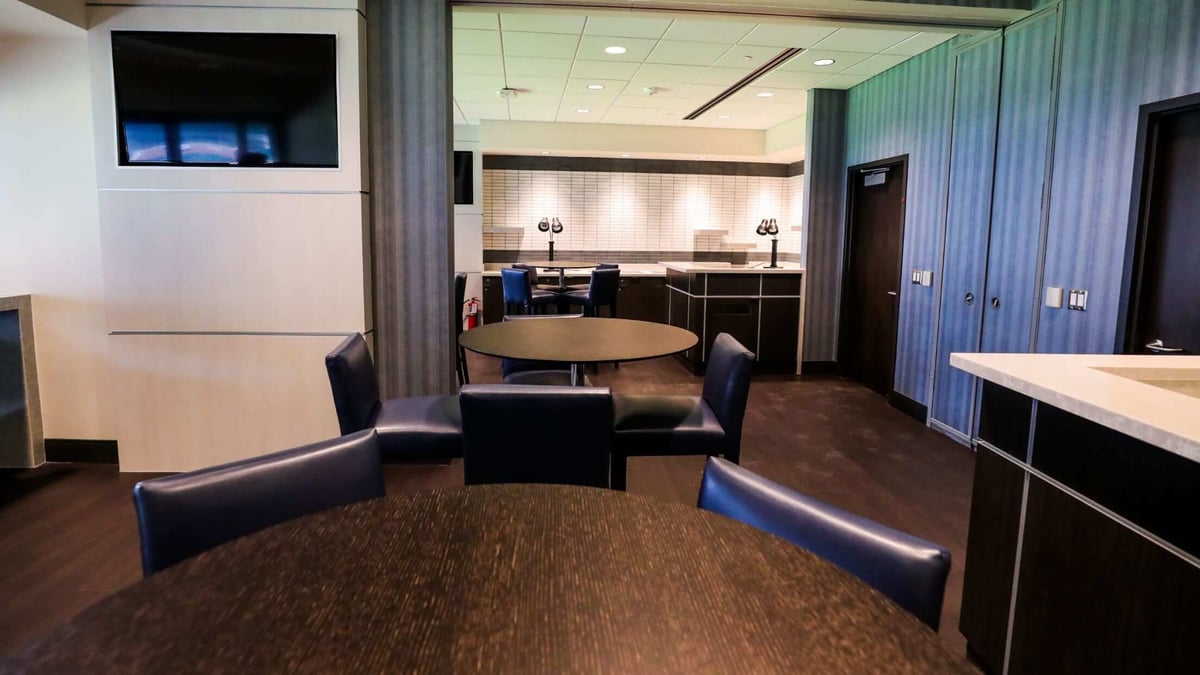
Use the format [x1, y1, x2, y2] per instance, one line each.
[659, 261, 806, 274]
[481, 263, 666, 277]
[950, 353, 1200, 463]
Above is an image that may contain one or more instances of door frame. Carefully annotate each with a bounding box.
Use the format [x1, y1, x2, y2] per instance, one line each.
[837, 154, 910, 393]
[1115, 91, 1200, 353]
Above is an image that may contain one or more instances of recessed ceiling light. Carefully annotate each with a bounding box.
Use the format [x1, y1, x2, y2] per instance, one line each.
[620, 153, 630, 157]
[540, 151, 550, 155]
[756, 92, 774, 98]
[813, 58, 836, 66]
[587, 84, 605, 90]
[576, 108, 591, 113]
[604, 46, 627, 55]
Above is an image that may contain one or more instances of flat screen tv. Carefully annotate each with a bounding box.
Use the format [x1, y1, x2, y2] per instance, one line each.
[453, 151, 473, 205]
[111, 32, 338, 167]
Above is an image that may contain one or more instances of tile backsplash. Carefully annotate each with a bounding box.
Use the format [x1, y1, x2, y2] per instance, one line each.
[483, 167, 804, 260]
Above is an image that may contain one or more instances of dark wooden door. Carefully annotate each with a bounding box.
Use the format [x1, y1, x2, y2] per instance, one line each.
[839, 160, 907, 395]
[1129, 105, 1200, 354]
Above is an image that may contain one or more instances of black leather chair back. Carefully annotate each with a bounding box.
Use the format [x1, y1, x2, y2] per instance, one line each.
[511, 263, 540, 286]
[498, 315, 581, 377]
[698, 457, 951, 629]
[325, 333, 382, 435]
[502, 267, 533, 305]
[453, 272, 467, 337]
[460, 384, 612, 488]
[701, 333, 755, 461]
[587, 267, 621, 306]
[133, 430, 385, 576]
[596, 263, 619, 270]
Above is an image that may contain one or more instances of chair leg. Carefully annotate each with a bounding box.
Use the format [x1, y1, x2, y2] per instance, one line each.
[610, 453, 628, 491]
[458, 346, 470, 384]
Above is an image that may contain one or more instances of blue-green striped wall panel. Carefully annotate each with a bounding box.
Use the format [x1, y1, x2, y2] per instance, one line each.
[1037, 0, 1200, 353]
[845, 42, 955, 403]
[800, 89, 847, 362]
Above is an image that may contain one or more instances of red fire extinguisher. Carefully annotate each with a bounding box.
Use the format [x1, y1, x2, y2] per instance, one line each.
[464, 297, 480, 329]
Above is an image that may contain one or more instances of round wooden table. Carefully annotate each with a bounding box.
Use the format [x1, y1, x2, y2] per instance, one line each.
[522, 260, 598, 288]
[458, 317, 698, 384]
[2, 486, 973, 674]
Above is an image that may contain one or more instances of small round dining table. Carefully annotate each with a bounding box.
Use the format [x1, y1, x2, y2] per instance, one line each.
[2, 485, 974, 674]
[458, 317, 699, 385]
[521, 260, 598, 288]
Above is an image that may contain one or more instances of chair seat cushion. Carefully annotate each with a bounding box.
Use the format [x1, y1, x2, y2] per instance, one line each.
[612, 394, 725, 457]
[561, 289, 591, 303]
[503, 370, 590, 386]
[530, 289, 560, 303]
[372, 395, 462, 460]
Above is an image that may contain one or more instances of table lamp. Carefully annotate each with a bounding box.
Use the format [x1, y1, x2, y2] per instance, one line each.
[756, 218, 781, 268]
[538, 217, 564, 261]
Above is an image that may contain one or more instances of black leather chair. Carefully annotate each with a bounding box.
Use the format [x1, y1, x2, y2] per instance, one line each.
[132, 429, 385, 576]
[565, 262, 618, 291]
[610, 332, 754, 490]
[454, 272, 470, 385]
[562, 267, 620, 317]
[325, 333, 462, 461]
[512, 263, 560, 291]
[502, 267, 557, 315]
[697, 456, 951, 630]
[460, 384, 612, 488]
[500, 314, 588, 386]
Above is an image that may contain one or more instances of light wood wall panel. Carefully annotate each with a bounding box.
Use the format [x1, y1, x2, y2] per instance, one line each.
[367, 0, 455, 397]
[110, 334, 344, 472]
[99, 191, 368, 333]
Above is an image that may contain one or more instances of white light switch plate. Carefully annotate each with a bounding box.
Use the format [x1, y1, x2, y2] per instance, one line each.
[920, 270, 933, 286]
[1045, 286, 1063, 308]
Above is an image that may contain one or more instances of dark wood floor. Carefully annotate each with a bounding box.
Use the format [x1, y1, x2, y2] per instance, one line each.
[0, 353, 976, 658]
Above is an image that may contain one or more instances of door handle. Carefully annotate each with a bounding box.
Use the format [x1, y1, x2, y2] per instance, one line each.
[886, 291, 898, 296]
[1145, 339, 1184, 353]
[964, 292, 975, 305]
[991, 297, 1000, 309]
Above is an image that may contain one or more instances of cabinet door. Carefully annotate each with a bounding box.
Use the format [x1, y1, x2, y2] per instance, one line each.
[980, 8, 1058, 354]
[668, 288, 699, 362]
[481, 276, 504, 325]
[930, 35, 1003, 438]
[758, 298, 800, 363]
[704, 298, 758, 362]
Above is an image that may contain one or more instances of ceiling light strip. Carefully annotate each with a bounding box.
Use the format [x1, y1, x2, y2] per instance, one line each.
[683, 47, 802, 121]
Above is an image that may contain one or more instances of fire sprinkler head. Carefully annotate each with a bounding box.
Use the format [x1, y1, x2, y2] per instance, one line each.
[643, 86, 657, 96]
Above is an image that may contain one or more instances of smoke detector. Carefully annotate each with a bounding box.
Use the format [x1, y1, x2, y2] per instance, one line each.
[498, 87, 518, 100]
[643, 86, 658, 96]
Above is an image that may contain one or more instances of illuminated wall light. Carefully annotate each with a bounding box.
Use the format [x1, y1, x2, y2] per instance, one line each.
[587, 84, 605, 90]
[604, 46, 627, 55]
[813, 58, 836, 66]
[756, 92, 774, 98]
[576, 108, 591, 113]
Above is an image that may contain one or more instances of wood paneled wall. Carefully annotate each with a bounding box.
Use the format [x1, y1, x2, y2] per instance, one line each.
[367, 0, 456, 397]
[799, 89, 847, 363]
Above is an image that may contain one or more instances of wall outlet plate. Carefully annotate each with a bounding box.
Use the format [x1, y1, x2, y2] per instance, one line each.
[920, 270, 933, 286]
[1068, 289, 1087, 311]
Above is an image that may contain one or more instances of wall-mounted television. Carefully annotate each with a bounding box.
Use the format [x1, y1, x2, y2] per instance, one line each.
[111, 32, 338, 168]
[453, 151, 473, 205]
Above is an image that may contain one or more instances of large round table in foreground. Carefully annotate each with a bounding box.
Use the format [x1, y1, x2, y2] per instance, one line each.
[459, 317, 698, 384]
[3, 485, 972, 674]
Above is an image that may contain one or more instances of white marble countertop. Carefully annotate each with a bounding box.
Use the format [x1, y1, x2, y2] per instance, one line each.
[481, 263, 665, 277]
[951, 353, 1200, 463]
[659, 261, 806, 274]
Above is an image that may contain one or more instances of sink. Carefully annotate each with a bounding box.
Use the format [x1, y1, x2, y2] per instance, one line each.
[1092, 366, 1200, 400]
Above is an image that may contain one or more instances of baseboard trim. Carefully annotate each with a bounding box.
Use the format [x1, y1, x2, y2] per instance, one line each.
[44, 439, 119, 464]
[888, 391, 928, 423]
[800, 360, 837, 375]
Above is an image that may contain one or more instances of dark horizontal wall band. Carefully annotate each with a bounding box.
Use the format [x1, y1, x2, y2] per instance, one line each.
[888, 391, 929, 423]
[45, 439, 119, 464]
[484, 155, 803, 177]
[483, 249, 802, 264]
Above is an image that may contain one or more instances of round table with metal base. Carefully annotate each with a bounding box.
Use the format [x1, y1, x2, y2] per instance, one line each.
[3, 485, 974, 673]
[521, 260, 598, 289]
[458, 317, 699, 385]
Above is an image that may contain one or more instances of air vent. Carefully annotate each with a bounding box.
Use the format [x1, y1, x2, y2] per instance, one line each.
[683, 47, 804, 121]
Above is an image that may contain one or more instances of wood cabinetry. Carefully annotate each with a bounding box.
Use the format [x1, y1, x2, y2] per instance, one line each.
[959, 381, 1200, 674]
[481, 273, 667, 325]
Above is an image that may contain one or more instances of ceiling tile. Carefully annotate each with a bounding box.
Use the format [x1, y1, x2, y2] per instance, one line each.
[453, 73, 506, 91]
[569, 59, 642, 79]
[565, 78, 629, 95]
[506, 76, 567, 95]
[813, 73, 869, 90]
[611, 94, 664, 110]
[507, 93, 564, 107]
[884, 32, 956, 56]
[705, 100, 763, 116]
[691, 67, 751, 86]
[754, 69, 827, 90]
[731, 85, 784, 102]
[458, 101, 510, 122]
[661, 18, 755, 44]
[505, 57, 573, 78]
[452, 11, 498, 30]
[453, 29, 501, 55]
[714, 44, 787, 69]
[453, 54, 505, 76]
[508, 106, 558, 122]
[645, 109, 689, 125]
[557, 104, 608, 121]
[781, 89, 812, 105]
[577, 35, 658, 62]
[453, 88, 503, 104]
[501, 31, 581, 59]
[657, 97, 701, 113]
[646, 40, 731, 67]
[621, 81, 683, 98]
[583, 15, 671, 39]
[778, 49, 873, 73]
[499, 12, 586, 35]
[630, 63, 705, 83]
[811, 27, 916, 54]
[674, 83, 727, 99]
[453, 105, 469, 125]
[740, 24, 837, 49]
[602, 108, 653, 124]
[842, 53, 910, 77]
